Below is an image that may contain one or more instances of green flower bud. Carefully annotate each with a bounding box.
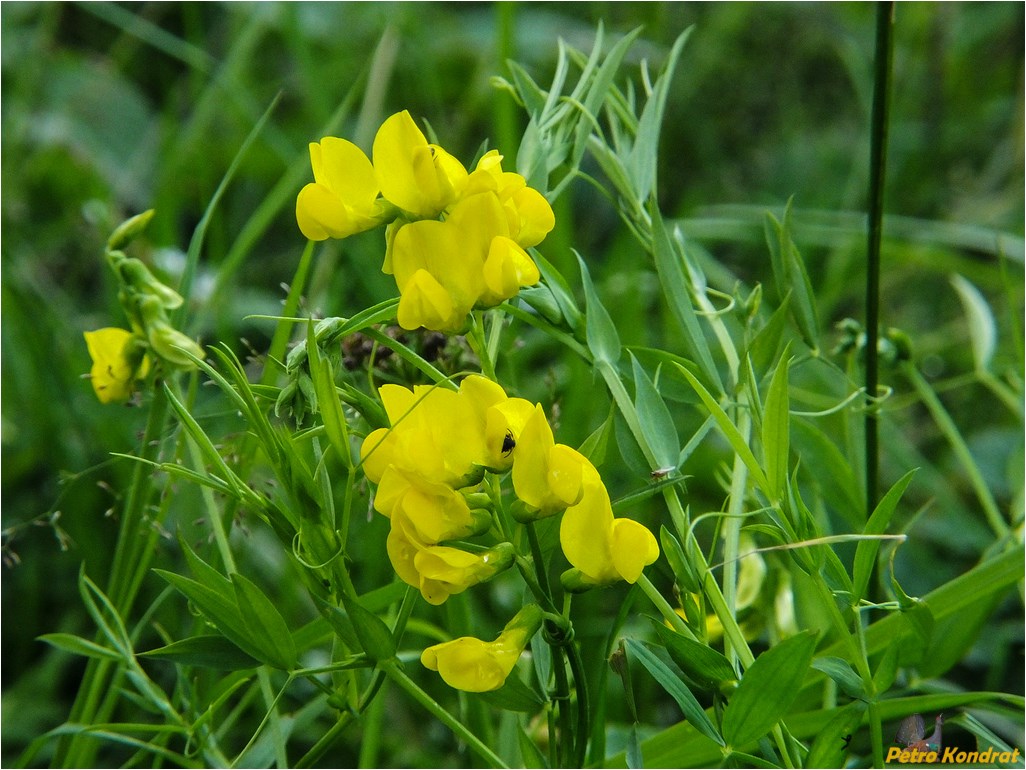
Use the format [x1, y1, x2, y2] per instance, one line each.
[138, 295, 204, 368]
[118, 258, 184, 310]
[106, 209, 155, 252]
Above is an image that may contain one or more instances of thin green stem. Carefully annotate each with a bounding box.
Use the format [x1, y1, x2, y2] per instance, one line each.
[261, 239, 317, 387]
[865, 1, 895, 513]
[903, 363, 1008, 537]
[635, 573, 697, 642]
[382, 660, 509, 768]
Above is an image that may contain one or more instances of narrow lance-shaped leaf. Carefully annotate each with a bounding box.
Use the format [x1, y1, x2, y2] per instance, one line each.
[676, 364, 770, 493]
[630, 353, 680, 471]
[38, 633, 123, 662]
[950, 273, 996, 372]
[650, 202, 723, 393]
[628, 28, 692, 202]
[141, 635, 260, 671]
[233, 573, 298, 671]
[720, 630, 817, 748]
[306, 320, 353, 469]
[625, 638, 725, 746]
[760, 343, 792, 504]
[577, 252, 621, 365]
[851, 469, 916, 605]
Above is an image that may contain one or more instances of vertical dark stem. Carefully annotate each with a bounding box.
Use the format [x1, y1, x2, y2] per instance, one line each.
[865, 2, 895, 513]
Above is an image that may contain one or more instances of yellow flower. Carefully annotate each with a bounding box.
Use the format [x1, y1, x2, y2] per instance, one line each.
[421, 604, 543, 692]
[296, 137, 387, 240]
[560, 480, 659, 589]
[412, 541, 515, 605]
[510, 404, 595, 517]
[359, 376, 532, 486]
[372, 110, 467, 218]
[373, 466, 490, 543]
[465, 150, 555, 248]
[84, 327, 150, 404]
[388, 191, 539, 331]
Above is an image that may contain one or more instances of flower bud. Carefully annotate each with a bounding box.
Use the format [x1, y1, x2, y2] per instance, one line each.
[118, 258, 184, 310]
[106, 209, 155, 252]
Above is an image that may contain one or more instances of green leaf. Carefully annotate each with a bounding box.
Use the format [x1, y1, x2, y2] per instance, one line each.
[651, 623, 737, 692]
[852, 469, 916, 604]
[765, 204, 820, 351]
[340, 592, 396, 663]
[760, 345, 791, 503]
[651, 203, 723, 393]
[154, 570, 262, 665]
[38, 633, 122, 662]
[950, 273, 997, 371]
[676, 364, 770, 493]
[625, 638, 725, 746]
[577, 252, 621, 365]
[721, 630, 817, 748]
[659, 526, 701, 594]
[578, 404, 615, 465]
[628, 28, 691, 202]
[306, 320, 352, 468]
[746, 293, 791, 378]
[873, 643, 899, 694]
[626, 724, 644, 770]
[810, 656, 865, 699]
[804, 701, 866, 769]
[232, 573, 298, 671]
[472, 672, 546, 714]
[630, 353, 680, 470]
[532, 249, 582, 332]
[141, 635, 260, 670]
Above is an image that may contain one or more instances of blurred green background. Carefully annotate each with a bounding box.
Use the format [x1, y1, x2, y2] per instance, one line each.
[2, 2, 1022, 765]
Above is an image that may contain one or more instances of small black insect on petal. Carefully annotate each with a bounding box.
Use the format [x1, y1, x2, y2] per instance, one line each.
[501, 430, 516, 456]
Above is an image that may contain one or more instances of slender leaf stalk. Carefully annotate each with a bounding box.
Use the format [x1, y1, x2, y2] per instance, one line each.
[865, 1, 895, 512]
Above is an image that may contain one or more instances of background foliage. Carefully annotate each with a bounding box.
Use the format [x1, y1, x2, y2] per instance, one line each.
[2, 2, 1023, 767]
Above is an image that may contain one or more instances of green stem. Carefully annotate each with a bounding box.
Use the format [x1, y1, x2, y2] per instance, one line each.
[903, 363, 1008, 537]
[636, 573, 697, 642]
[524, 522, 575, 765]
[382, 660, 509, 768]
[56, 383, 172, 767]
[467, 312, 497, 381]
[261, 239, 317, 387]
[865, 1, 895, 513]
[721, 396, 752, 666]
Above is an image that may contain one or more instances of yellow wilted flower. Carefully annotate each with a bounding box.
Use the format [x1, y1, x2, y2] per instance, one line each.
[421, 604, 543, 692]
[83, 328, 150, 404]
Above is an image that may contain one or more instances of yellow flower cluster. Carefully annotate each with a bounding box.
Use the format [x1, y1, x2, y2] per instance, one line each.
[359, 374, 659, 691]
[360, 375, 532, 605]
[296, 111, 554, 332]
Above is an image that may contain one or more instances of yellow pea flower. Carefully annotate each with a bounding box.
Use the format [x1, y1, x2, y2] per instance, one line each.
[390, 217, 484, 332]
[296, 137, 387, 240]
[373, 466, 490, 542]
[83, 328, 150, 404]
[421, 604, 543, 692]
[413, 542, 515, 605]
[511, 404, 595, 517]
[372, 110, 467, 218]
[560, 480, 659, 589]
[360, 377, 530, 486]
[465, 150, 555, 248]
[387, 191, 539, 330]
[386, 513, 509, 605]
